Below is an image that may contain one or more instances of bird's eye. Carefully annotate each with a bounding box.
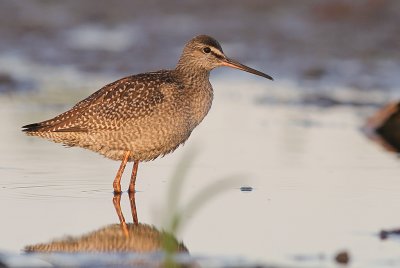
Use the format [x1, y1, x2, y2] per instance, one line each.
[203, 47, 211, 54]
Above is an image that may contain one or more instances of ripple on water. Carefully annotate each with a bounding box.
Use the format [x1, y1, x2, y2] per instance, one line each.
[0, 180, 112, 200]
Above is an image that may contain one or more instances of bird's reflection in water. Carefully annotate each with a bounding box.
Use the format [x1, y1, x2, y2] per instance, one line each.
[25, 192, 187, 253]
[112, 192, 139, 238]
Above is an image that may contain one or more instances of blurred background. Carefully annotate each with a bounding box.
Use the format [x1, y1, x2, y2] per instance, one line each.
[1, 0, 400, 95]
[1, 1, 400, 267]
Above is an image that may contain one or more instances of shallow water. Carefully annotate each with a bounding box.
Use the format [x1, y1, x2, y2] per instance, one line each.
[1, 1, 400, 267]
[1, 76, 400, 267]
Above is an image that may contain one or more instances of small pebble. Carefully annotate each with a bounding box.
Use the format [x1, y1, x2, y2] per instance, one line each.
[240, 186, 253, 192]
[380, 230, 388, 240]
[335, 250, 350, 264]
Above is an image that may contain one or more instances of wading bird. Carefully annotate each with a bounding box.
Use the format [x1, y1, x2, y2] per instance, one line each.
[23, 35, 273, 193]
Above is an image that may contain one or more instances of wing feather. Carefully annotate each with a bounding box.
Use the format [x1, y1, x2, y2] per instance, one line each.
[22, 72, 171, 133]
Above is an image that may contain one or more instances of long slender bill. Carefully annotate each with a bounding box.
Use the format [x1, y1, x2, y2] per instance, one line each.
[222, 58, 273, 80]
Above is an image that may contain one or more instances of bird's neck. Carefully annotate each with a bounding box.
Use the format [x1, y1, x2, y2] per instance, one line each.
[174, 62, 214, 129]
[174, 65, 212, 99]
[175, 63, 210, 84]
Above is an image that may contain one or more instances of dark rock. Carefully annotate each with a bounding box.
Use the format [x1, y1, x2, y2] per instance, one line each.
[380, 228, 400, 240]
[335, 250, 350, 265]
[365, 102, 400, 153]
[240, 186, 253, 192]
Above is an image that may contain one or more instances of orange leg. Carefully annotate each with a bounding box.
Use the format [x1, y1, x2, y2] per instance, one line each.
[113, 151, 131, 193]
[128, 190, 139, 225]
[112, 193, 129, 237]
[128, 161, 139, 193]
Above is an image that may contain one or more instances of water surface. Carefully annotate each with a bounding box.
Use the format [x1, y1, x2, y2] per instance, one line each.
[1, 76, 399, 267]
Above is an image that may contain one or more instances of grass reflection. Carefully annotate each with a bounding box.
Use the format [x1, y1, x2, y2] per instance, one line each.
[162, 150, 241, 267]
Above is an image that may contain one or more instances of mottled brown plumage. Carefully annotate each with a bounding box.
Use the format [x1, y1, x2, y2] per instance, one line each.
[22, 35, 273, 193]
[24, 223, 187, 253]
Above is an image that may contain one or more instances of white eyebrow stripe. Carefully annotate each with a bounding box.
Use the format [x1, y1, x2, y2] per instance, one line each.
[210, 47, 224, 57]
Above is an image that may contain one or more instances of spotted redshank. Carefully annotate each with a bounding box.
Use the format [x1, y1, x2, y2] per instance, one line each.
[22, 35, 273, 193]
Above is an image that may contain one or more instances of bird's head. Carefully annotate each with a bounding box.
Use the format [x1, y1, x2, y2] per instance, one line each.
[177, 35, 273, 80]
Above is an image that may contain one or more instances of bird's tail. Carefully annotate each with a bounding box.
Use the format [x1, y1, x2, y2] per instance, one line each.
[22, 122, 46, 133]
